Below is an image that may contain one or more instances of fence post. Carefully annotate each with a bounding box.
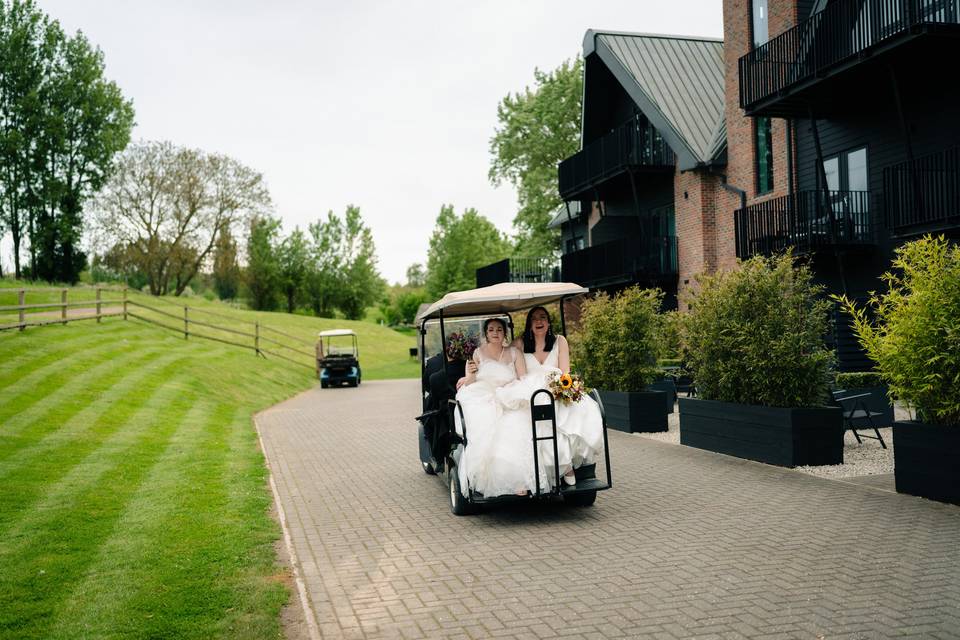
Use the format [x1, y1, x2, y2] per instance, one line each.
[255, 321, 260, 356]
[184, 306, 189, 339]
[96, 287, 102, 323]
[61, 289, 68, 325]
[123, 288, 128, 321]
[18, 289, 25, 331]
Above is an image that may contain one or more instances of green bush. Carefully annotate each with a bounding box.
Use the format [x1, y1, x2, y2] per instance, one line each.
[835, 371, 884, 389]
[570, 286, 662, 392]
[657, 310, 683, 359]
[837, 235, 960, 426]
[681, 253, 834, 408]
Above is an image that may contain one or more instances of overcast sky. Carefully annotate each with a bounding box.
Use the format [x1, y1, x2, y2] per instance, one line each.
[24, 0, 723, 284]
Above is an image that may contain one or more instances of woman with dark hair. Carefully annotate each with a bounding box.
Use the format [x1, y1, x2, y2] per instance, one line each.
[454, 317, 535, 497]
[499, 306, 604, 486]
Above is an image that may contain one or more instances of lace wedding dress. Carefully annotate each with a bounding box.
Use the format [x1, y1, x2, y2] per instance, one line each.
[455, 346, 538, 497]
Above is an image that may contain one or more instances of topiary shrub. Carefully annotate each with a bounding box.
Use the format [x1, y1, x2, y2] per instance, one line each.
[837, 235, 960, 427]
[681, 252, 834, 408]
[834, 371, 884, 389]
[570, 286, 662, 392]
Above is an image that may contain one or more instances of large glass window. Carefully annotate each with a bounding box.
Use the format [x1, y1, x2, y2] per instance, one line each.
[752, 0, 769, 47]
[755, 116, 774, 195]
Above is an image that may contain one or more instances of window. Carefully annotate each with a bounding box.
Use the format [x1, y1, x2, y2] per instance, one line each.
[752, 0, 769, 47]
[755, 116, 774, 195]
[819, 147, 870, 239]
[565, 237, 585, 254]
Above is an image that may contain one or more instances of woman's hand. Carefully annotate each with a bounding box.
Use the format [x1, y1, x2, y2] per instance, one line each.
[466, 361, 478, 375]
[456, 376, 468, 390]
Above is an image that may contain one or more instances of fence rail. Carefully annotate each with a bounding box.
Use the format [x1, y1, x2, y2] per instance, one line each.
[1, 287, 317, 373]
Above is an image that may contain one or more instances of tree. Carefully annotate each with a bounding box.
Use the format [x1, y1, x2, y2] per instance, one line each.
[212, 222, 240, 300]
[336, 205, 382, 320]
[246, 215, 281, 311]
[92, 141, 271, 295]
[405, 262, 425, 288]
[425, 204, 511, 300]
[278, 227, 309, 313]
[489, 57, 582, 256]
[304, 212, 343, 317]
[0, 2, 134, 282]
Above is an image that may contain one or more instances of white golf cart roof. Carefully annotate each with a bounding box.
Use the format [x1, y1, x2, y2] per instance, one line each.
[317, 329, 356, 337]
[417, 282, 589, 322]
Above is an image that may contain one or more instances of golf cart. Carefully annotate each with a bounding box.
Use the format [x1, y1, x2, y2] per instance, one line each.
[316, 329, 361, 388]
[415, 282, 612, 515]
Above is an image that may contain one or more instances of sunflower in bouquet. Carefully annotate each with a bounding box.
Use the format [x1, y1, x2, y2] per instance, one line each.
[445, 332, 479, 361]
[547, 371, 591, 405]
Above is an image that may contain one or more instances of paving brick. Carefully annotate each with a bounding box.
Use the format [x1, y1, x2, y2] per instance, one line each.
[257, 380, 960, 639]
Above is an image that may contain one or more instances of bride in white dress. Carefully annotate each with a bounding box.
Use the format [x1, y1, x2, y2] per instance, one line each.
[455, 318, 536, 497]
[498, 306, 605, 486]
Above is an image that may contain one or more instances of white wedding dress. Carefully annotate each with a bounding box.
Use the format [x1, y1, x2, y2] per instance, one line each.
[455, 346, 538, 497]
[497, 340, 605, 474]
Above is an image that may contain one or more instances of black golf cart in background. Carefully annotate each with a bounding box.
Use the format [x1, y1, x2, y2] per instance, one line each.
[316, 329, 361, 388]
[415, 282, 612, 515]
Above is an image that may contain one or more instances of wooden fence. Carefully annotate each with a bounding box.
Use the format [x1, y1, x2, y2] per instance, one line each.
[0, 287, 317, 373]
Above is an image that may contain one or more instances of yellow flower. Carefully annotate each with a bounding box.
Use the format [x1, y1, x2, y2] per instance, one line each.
[559, 374, 573, 389]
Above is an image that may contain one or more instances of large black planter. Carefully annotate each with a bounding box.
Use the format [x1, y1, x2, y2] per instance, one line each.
[647, 379, 677, 414]
[598, 389, 668, 433]
[679, 397, 843, 467]
[842, 385, 894, 427]
[893, 421, 960, 505]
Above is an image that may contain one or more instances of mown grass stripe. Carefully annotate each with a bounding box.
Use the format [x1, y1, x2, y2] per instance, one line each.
[48, 397, 225, 638]
[0, 381, 200, 637]
[0, 335, 174, 438]
[0, 353, 188, 531]
[0, 322, 131, 384]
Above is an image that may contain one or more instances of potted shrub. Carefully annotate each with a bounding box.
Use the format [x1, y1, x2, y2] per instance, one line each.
[679, 253, 841, 467]
[838, 235, 960, 505]
[570, 286, 668, 432]
[834, 371, 894, 427]
[647, 311, 682, 413]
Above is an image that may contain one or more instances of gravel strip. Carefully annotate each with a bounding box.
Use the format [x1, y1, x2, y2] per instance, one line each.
[632, 401, 908, 479]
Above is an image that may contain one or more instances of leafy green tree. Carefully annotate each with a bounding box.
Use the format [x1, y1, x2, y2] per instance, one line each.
[212, 223, 240, 300]
[489, 57, 582, 256]
[304, 212, 342, 317]
[379, 285, 427, 326]
[31, 25, 134, 283]
[337, 205, 382, 320]
[245, 215, 281, 311]
[278, 227, 309, 313]
[405, 262, 425, 288]
[425, 204, 511, 300]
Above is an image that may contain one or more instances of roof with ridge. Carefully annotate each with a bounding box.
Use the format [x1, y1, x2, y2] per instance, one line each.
[583, 30, 726, 170]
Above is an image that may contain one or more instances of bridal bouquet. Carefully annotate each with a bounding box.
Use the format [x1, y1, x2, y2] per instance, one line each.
[547, 371, 590, 405]
[445, 332, 479, 361]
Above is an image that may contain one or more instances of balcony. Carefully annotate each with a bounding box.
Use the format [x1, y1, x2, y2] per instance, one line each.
[560, 236, 678, 289]
[739, 0, 960, 116]
[885, 146, 960, 235]
[475, 257, 559, 289]
[558, 115, 674, 201]
[735, 191, 875, 258]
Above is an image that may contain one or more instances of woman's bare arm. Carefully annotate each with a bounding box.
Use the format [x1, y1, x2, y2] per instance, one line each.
[557, 335, 570, 374]
[513, 346, 527, 378]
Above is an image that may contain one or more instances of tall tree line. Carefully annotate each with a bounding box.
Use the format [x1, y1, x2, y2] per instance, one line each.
[245, 205, 383, 320]
[0, 0, 134, 281]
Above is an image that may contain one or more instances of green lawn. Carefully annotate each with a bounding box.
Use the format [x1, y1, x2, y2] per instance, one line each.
[1, 285, 419, 380]
[0, 312, 412, 638]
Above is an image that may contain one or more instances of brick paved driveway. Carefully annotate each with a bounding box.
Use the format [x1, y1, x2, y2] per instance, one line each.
[256, 379, 960, 640]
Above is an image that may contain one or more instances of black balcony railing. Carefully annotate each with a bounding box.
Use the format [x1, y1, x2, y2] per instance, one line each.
[476, 257, 559, 288]
[885, 146, 960, 234]
[735, 191, 875, 258]
[739, 0, 960, 111]
[561, 236, 678, 288]
[558, 116, 674, 201]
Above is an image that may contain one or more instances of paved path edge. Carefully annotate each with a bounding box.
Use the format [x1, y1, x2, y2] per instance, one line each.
[254, 411, 322, 640]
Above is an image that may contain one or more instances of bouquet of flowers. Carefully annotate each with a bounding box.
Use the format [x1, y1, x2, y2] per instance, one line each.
[445, 332, 479, 361]
[547, 371, 590, 405]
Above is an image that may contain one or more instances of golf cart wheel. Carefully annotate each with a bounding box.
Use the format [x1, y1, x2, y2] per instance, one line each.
[422, 460, 436, 475]
[448, 466, 474, 516]
[320, 381, 329, 389]
[565, 490, 597, 507]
